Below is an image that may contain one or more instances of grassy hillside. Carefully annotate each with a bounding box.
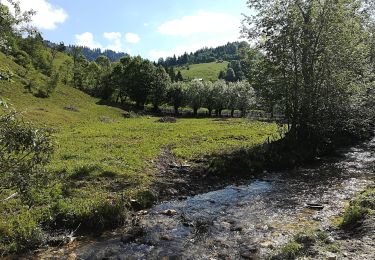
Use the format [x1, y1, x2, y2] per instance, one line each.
[177, 61, 228, 81]
[0, 51, 276, 254]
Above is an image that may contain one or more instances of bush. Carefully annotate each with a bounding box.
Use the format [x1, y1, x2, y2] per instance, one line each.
[339, 188, 375, 229]
[0, 111, 54, 206]
[14, 50, 31, 68]
[0, 210, 44, 254]
[277, 242, 303, 260]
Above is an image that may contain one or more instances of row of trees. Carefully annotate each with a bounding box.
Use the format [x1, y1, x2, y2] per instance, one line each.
[109, 56, 256, 116]
[158, 41, 250, 67]
[167, 80, 255, 117]
[64, 53, 255, 117]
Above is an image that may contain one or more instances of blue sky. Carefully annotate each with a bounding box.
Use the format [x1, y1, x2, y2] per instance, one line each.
[4, 0, 249, 60]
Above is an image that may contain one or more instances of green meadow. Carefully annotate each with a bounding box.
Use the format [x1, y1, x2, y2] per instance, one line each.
[0, 51, 277, 253]
[177, 61, 228, 81]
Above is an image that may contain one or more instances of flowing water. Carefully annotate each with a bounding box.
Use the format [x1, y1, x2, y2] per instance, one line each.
[39, 137, 375, 259]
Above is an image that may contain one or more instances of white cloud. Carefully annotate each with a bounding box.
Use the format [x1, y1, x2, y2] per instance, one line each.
[157, 10, 240, 38]
[143, 22, 149, 27]
[103, 32, 122, 40]
[150, 10, 241, 60]
[103, 32, 123, 52]
[4, 0, 68, 30]
[125, 33, 141, 44]
[75, 32, 102, 49]
[75, 32, 134, 53]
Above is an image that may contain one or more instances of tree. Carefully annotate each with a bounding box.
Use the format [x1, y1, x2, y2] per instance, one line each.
[83, 62, 101, 94]
[243, 0, 374, 141]
[95, 56, 113, 99]
[213, 80, 228, 116]
[175, 71, 184, 82]
[226, 82, 238, 117]
[0, 1, 35, 53]
[203, 81, 216, 116]
[149, 66, 170, 112]
[225, 67, 236, 82]
[186, 79, 206, 116]
[235, 81, 256, 117]
[127, 57, 156, 109]
[167, 67, 176, 82]
[167, 82, 186, 115]
[218, 70, 226, 80]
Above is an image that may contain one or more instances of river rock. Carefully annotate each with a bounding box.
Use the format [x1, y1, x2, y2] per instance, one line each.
[230, 224, 244, 232]
[326, 236, 335, 244]
[326, 252, 337, 260]
[160, 209, 178, 216]
[260, 241, 274, 249]
[160, 234, 172, 241]
[240, 252, 256, 259]
[121, 234, 136, 243]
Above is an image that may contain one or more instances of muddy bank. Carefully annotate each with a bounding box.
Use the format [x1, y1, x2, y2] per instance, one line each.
[35, 136, 375, 259]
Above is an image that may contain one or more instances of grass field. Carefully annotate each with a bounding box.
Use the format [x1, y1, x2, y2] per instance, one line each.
[177, 61, 228, 81]
[0, 52, 277, 254]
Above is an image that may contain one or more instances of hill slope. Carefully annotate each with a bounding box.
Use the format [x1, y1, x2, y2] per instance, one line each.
[177, 61, 228, 81]
[0, 51, 123, 127]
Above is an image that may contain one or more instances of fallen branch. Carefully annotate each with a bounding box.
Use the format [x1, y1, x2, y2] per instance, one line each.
[1, 192, 18, 202]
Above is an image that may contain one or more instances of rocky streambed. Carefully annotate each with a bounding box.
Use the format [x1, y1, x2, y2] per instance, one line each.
[38, 137, 375, 259]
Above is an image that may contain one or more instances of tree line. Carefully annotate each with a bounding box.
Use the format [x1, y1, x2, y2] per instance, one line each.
[157, 41, 250, 68]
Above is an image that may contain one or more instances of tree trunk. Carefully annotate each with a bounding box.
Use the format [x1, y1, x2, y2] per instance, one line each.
[208, 108, 212, 117]
[152, 104, 160, 113]
[174, 106, 179, 115]
[240, 109, 246, 118]
[231, 109, 235, 118]
[193, 108, 198, 117]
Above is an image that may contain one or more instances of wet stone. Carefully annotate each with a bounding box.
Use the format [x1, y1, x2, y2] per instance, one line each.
[160, 235, 173, 241]
[230, 224, 244, 232]
[326, 252, 337, 260]
[160, 209, 178, 216]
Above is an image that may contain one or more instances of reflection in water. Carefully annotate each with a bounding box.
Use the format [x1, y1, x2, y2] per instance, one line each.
[42, 138, 375, 259]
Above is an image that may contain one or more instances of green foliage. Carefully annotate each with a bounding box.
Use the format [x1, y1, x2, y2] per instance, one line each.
[0, 65, 13, 82]
[0, 111, 54, 205]
[272, 229, 332, 260]
[167, 81, 187, 114]
[186, 79, 206, 115]
[13, 50, 31, 68]
[158, 41, 249, 67]
[340, 187, 375, 229]
[243, 0, 375, 141]
[148, 65, 171, 111]
[0, 210, 44, 254]
[279, 242, 303, 259]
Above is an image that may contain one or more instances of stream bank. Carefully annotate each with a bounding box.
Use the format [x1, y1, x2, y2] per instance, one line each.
[34, 136, 375, 259]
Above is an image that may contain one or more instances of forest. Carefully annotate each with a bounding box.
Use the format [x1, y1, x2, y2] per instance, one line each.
[1, 0, 375, 259]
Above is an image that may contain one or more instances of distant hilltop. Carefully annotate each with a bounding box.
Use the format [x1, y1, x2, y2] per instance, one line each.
[44, 40, 129, 62]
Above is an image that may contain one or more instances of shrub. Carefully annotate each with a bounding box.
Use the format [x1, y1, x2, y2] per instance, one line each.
[0, 111, 54, 206]
[14, 50, 31, 68]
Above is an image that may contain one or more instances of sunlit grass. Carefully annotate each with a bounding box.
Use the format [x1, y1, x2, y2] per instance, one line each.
[177, 61, 228, 81]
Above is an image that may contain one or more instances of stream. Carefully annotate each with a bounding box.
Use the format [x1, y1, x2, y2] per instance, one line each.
[39, 137, 375, 259]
